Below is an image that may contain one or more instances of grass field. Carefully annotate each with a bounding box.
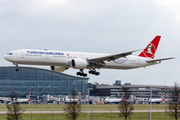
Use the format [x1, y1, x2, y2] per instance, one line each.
[0, 104, 168, 111]
[0, 112, 172, 120]
[0, 104, 172, 119]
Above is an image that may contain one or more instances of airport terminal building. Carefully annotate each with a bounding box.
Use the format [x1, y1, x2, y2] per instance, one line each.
[0, 66, 88, 97]
[89, 81, 171, 99]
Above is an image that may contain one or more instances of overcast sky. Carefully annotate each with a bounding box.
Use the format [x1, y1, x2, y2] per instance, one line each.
[0, 0, 179, 86]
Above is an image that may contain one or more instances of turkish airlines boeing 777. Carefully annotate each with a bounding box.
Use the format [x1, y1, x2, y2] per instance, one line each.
[4, 36, 174, 77]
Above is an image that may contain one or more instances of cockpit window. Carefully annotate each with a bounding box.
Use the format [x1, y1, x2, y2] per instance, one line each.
[7, 53, 13, 55]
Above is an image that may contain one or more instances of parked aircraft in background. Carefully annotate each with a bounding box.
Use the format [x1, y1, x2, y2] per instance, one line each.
[0, 93, 31, 104]
[65, 93, 81, 104]
[0, 97, 11, 103]
[4, 36, 174, 77]
[149, 93, 165, 104]
[104, 93, 125, 104]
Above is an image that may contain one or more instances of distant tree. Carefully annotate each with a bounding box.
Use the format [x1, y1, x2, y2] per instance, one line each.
[63, 89, 81, 120]
[167, 82, 180, 120]
[6, 93, 25, 120]
[118, 87, 134, 120]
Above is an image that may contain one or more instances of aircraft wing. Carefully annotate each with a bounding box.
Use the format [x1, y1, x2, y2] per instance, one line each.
[146, 57, 175, 63]
[88, 49, 141, 62]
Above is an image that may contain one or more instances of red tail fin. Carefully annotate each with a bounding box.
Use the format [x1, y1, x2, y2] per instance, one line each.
[28, 92, 31, 101]
[121, 93, 125, 101]
[28, 98, 31, 101]
[139, 36, 161, 59]
[78, 93, 81, 101]
[161, 93, 165, 101]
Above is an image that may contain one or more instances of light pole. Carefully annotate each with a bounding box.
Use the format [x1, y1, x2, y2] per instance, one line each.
[150, 87, 152, 120]
[87, 95, 89, 120]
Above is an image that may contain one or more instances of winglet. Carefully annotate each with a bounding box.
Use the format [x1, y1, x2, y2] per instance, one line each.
[139, 36, 161, 59]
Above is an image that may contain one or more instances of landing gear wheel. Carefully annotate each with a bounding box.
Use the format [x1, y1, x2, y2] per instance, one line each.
[92, 71, 95, 75]
[80, 73, 84, 76]
[89, 70, 93, 74]
[77, 72, 80, 75]
[95, 72, 100, 76]
[83, 73, 87, 77]
[89, 70, 100, 76]
[77, 69, 88, 77]
[16, 68, 19, 71]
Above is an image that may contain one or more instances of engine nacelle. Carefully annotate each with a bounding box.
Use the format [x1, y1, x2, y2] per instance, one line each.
[71, 58, 88, 69]
[50, 66, 66, 72]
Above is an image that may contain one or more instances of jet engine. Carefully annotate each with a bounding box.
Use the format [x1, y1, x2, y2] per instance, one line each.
[71, 58, 88, 69]
[50, 66, 66, 72]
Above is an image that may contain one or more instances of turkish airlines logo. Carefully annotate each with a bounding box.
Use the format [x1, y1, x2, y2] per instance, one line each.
[143, 43, 156, 59]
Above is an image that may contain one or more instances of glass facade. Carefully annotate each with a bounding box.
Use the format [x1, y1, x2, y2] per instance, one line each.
[0, 67, 88, 97]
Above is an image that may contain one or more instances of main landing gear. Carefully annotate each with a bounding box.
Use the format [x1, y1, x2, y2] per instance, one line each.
[76, 69, 100, 77]
[76, 69, 87, 77]
[89, 70, 100, 76]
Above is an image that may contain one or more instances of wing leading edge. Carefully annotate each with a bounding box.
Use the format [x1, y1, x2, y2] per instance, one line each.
[88, 49, 142, 63]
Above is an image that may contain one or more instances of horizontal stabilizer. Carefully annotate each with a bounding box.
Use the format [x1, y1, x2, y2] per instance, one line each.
[146, 57, 175, 63]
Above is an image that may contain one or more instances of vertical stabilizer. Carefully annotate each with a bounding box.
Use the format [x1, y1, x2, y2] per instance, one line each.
[28, 92, 31, 101]
[161, 93, 165, 101]
[78, 93, 81, 101]
[121, 93, 125, 101]
[139, 36, 161, 59]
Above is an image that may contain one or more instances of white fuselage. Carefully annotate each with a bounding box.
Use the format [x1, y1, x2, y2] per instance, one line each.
[149, 98, 163, 103]
[104, 98, 123, 104]
[0, 97, 11, 102]
[4, 49, 159, 70]
[0, 97, 29, 103]
[65, 96, 81, 103]
[16, 98, 30, 103]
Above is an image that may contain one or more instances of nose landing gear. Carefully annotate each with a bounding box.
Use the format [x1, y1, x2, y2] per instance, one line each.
[15, 67, 19, 71]
[14, 63, 19, 71]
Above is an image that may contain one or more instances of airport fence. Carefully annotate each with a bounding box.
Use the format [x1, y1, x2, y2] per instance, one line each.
[0, 110, 173, 120]
[86, 110, 171, 120]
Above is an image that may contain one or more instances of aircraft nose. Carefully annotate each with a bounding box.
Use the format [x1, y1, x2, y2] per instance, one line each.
[3, 55, 7, 60]
[4, 55, 10, 61]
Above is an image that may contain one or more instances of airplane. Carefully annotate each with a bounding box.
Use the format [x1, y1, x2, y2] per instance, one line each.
[0, 97, 11, 103]
[104, 93, 125, 104]
[64, 93, 81, 104]
[4, 36, 174, 77]
[148, 93, 165, 104]
[0, 93, 31, 104]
